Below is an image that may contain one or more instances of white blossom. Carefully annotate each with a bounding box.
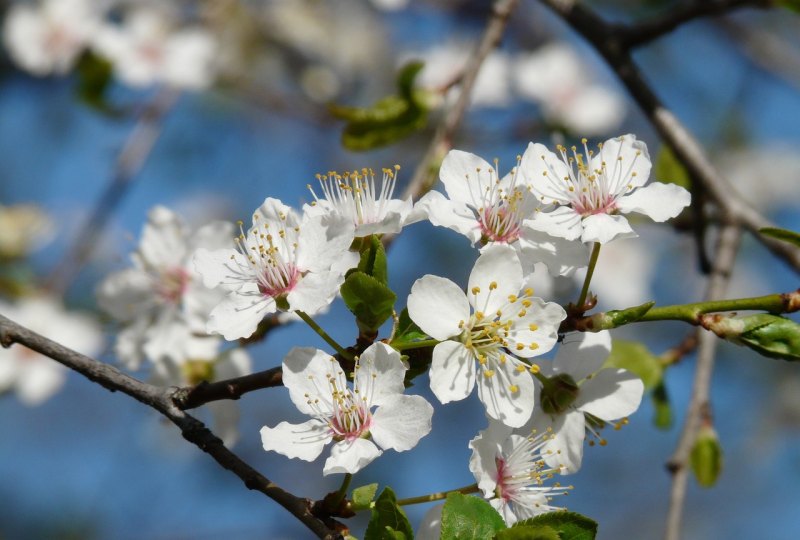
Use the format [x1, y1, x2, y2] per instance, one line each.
[0, 294, 102, 405]
[0, 203, 54, 258]
[260, 342, 434, 475]
[526, 331, 644, 473]
[522, 134, 691, 244]
[3, 0, 101, 76]
[194, 198, 357, 341]
[407, 244, 566, 427]
[97, 206, 232, 369]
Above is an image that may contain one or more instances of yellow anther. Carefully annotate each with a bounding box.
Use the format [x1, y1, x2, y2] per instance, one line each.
[529, 323, 538, 331]
[489, 281, 498, 290]
[509, 384, 519, 393]
[508, 294, 518, 303]
[471, 286, 481, 295]
[529, 364, 540, 374]
[483, 370, 495, 378]
[516, 343, 525, 351]
[529, 343, 539, 350]
[522, 299, 532, 308]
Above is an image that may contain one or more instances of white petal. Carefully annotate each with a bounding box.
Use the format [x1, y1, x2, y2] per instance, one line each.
[439, 149, 495, 207]
[413, 191, 480, 243]
[506, 299, 566, 358]
[260, 419, 331, 461]
[282, 347, 338, 416]
[476, 358, 534, 427]
[519, 142, 573, 204]
[96, 268, 155, 321]
[207, 400, 241, 447]
[193, 248, 248, 291]
[296, 214, 355, 273]
[468, 421, 511, 496]
[214, 348, 252, 379]
[287, 270, 345, 315]
[370, 394, 434, 451]
[16, 359, 66, 406]
[580, 213, 636, 244]
[190, 220, 235, 252]
[531, 410, 585, 474]
[207, 286, 275, 340]
[593, 134, 651, 192]
[553, 330, 612, 381]
[114, 318, 148, 370]
[407, 275, 469, 341]
[253, 197, 298, 227]
[139, 206, 188, 269]
[468, 244, 522, 315]
[356, 342, 405, 408]
[429, 341, 475, 404]
[323, 438, 382, 475]
[617, 182, 691, 222]
[518, 226, 590, 277]
[576, 368, 644, 421]
[526, 206, 583, 241]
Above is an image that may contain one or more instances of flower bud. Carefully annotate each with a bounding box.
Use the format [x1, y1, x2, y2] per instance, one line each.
[702, 313, 800, 361]
[540, 373, 580, 414]
[690, 424, 723, 488]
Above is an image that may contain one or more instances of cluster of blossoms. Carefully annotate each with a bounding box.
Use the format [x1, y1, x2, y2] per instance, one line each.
[3, 0, 217, 89]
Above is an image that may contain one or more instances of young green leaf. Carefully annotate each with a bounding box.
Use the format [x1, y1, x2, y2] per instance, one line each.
[510, 511, 598, 540]
[352, 483, 380, 511]
[759, 227, 800, 248]
[364, 487, 414, 540]
[604, 339, 663, 390]
[690, 425, 723, 488]
[357, 235, 389, 285]
[392, 308, 428, 345]
[440, 492, 506, 540]
[494, 525, 560, 540]
[651, 381, 673, 430]
[340, 271, 397, 332]
[655, 145, 692, 190]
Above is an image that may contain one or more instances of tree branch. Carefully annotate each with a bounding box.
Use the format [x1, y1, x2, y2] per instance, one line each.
[173, 366, 283, 410]
[0, 314, 341, 540]
[539, 0, 800, 272]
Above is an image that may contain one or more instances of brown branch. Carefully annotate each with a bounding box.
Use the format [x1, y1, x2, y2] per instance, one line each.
[539, 0, 800, 273]
[44, 87, 180, 295]
[174, 366, 283, 410]
[0, 314, 341, 540]
[664, 224, 741, 540]
[619, 0, 772, 49]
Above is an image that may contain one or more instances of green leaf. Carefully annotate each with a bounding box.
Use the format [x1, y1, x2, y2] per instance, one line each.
[759, 227, 800, 248]
[365, 487, 414, 540]
[495, 525, 560, 540]
[340, 271, 397, 332]
[705, 313, 800, 361]
[440, 492, 506, 540]
[604, 339, 663, 390]
[651, 381, 673, 430]
[357, 235, 389, 285]
[352, 483, 379, 511]
[392, 308, 428, 345]
[510, 511, 598, 540]
[779, 0, 800, 12]
[655, 145, 692, 191]
[690, 426, 723, 488]
[75, 51, 115, 114]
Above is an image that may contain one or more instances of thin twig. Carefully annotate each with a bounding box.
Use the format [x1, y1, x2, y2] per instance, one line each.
[45, 88, 181, 295]
[174, 366, 283, 410]
[0, 314, 341, 540]
[664, 224, 741, 540]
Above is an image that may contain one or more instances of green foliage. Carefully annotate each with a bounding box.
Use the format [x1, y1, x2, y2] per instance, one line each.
[75, 51, 115, 114]
[760, 227, 800, 248]
[440, 493, 506, 540]
[779, 0, 800, 12]
[365, 487, 414, 540]
[507, 512, 598, 540]
[495, 526, 560, 540]
[737, 314, 800, 361]
[392, 308, 428, 345]
[351, 483, 380, 511]
[690, 426, 723, 488]
[340, 272, 397, 333]
[604, 339, 663, 390]
[604, 301, 655, 329]
[651, 381, 673, 430]
[330, 62, 429, 151]
[356, 235, 389, 285]
[655, 146, 692, 190]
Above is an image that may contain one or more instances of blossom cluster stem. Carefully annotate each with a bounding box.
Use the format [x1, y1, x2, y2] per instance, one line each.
[576, 242, 601, 309]
[391, 338, 439, 351]
[296, 310, 353, 361]
[396, 484, 480, 507]
[333, 473, 353, 508]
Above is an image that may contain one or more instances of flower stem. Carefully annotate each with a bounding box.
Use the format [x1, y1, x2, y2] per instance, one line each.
[332, 473, 353, 508]
[391, 338, 439, 351]
[396, 484, 480, 506]
[296, 311, 353, 361]
[576, 242, 601, 309]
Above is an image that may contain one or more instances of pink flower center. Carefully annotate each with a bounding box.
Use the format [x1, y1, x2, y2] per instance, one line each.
[157, 267, 190, 304]
[494, 457, 514, 501]
[329, 400, 372, 442]
[257, 264, 299, 299]
[479, 205, 521, 244]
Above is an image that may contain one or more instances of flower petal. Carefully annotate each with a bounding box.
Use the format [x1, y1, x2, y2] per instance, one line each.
[287, 270, 345, 315]
[370, 394, 434, 451]
[193, 247, 249, 291]
[96, 268, 155, 321]
[580, 213, 636, 244]
[296, 214, 355, 273]
[139, 206, 188, 269]
[16, 359, 66, 406]
[429, 341, 475, 404]
[617, 182, 691, 222]
[407, 275, 469, 341]
[412, 191, 480, 243]
[206, 284, 275, 340]
[553, 330, 612, 381]
[526, 206, 583, 241]
[506, 298, 566, 358]
[592, 134, 651, 192]
[528, 409, 585, 474]
[519, 142, 573, 205]
[356, 342, 405, 408]
[576, 368, 644, 421]
[468, 421, 512, 497]
[260, 419, 331, 461]
[518, 226, 590, 277]
[323, 438, 382, 475]
[468, 244, 522, 315]
[207, 400, 241, 447]
[439, 149, 495, 207]
[476, 357, 535, 427]
[282, 347, 338, 416]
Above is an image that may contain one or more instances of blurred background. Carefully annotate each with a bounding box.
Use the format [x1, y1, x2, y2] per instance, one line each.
[0, 0, 799, 538]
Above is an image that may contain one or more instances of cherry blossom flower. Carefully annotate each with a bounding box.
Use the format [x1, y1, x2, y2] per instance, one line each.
[525, 330, 644, 473]
[97, 206, 232, 369]
[93, 6, 217, 90]
[260, 342, 433, 475]
[412, 148, 589, 277]
[407, 244, 566, 427]
[0, 294, 102, 406]
[305, 166, 412, 237]
[469, 420, 570, 524]
[522, 134, 691, 244]
[194, 198, 357, 340]
[3, 0, 101, 76]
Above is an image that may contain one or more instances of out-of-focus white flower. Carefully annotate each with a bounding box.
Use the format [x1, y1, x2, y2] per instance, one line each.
[0, 203, 54, 258]
[411, 148, 589, 276]
[194, 198, 357, 340]
[526, 331, 644, 473]
[260, 343, 434, 475]
[416, 503, 444, 540]
[514, 43, 625, 136]
[523, 134, 691, 244]
[719, 145, 800, 212]
[305, 166, 413, 237]
[97, 206, 232, 369]
[93, 7, 217, 90]
[0, 294, 102, 405]
[407, 244, 566, 427]
[470, 420, 570, 524]
[407, 42, 512, 108]
[3, 0, 101, 76]
[370, 0, 410, 11]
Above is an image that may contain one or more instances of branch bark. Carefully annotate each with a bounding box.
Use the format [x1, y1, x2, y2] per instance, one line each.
[174, 366, 283, 410]
[0, 314, 341, 540]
